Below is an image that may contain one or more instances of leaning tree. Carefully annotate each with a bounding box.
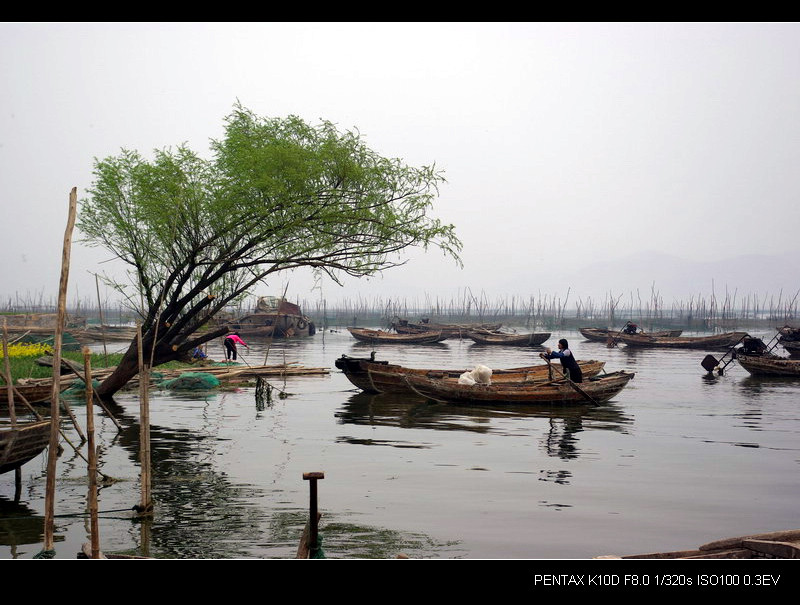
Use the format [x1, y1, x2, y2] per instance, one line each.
[79, 104, 462, 398]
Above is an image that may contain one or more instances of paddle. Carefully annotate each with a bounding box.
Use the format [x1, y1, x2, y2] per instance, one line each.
[540, 353, 599, 405]
[606, 321, 634, 348]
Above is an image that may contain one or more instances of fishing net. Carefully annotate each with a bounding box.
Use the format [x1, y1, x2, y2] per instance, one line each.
[62, 378, 102, 397]
[161, 372, 220, 391]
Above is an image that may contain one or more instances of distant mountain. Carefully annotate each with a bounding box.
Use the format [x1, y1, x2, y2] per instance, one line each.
[563, 251, 799, 304]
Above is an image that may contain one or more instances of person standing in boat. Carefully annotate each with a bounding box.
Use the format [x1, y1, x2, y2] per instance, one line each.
[223, 332, 249, 361]
[540, 338, 583, 382]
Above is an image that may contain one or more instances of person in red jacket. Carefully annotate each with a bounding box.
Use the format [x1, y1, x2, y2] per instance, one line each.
[223, 332, 249, 361]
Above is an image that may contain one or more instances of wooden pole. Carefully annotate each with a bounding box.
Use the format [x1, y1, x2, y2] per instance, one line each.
[301, 471, 324, 558]
[2, 320, 16, 426]
[44, 187, 77, 554]
[137, 324, 152, 515]
[83, 347, 101, 558]
[94, 273, 108, 365]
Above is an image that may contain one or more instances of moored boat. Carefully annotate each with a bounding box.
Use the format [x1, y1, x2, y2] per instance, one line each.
[391, 319, 502, 339]
[0, 419, 51, 474]
[616, 331, 748, 349]
[334, 354, 607, 394]
[579, 327, 683, 342]
[221, 297, 316, 338]
[735, 352, 800, 377]
[466, 331, 550, 346]
[391, 370, 635, 406]
[0, 382, 66, 410]
[346, 327, 447, 344]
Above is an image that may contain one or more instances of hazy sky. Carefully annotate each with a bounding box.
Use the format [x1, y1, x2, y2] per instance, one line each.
[2, 22, 799, 309]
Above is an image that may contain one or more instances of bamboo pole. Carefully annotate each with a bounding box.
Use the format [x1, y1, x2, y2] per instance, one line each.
[43, 187, 77, 555]
[137, 324, 153, 515]
[2, 320, 16, 426]
[83, 347, 101, 558]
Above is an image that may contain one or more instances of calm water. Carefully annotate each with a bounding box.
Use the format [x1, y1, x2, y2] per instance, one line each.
[1, 326, 798, 559]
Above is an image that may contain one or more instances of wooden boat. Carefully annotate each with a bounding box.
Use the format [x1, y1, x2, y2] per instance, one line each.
[391, 370, 634, 405]
[219, 297, 316, 338]
[616, 331, 748, 349]
[346, 327, 447, 344]
[735, 352, 800, 377]
[599, 528, 800, 560]
[391, 319, 501, 339]
[466, 331, 550, 346]
[334, 354, 607, 394]
[579, 327, 683, 342]
[0, 382, 65, 409]
[0, 419, 51, 474]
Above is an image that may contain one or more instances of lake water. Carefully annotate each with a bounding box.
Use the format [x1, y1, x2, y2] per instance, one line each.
[2, 325, 799, 560]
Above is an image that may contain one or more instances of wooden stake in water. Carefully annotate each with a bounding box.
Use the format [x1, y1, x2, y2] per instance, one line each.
[44, 187, 77, 555]
[136, 324, 153, 516]
[83, 347, 101, 558]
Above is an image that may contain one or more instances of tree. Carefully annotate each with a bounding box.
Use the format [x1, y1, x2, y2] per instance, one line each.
[79, 104, 462, 398]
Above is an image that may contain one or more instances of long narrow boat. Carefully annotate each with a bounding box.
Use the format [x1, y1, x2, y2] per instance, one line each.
[334, 354, 606, 394]
[389, 370, 635, 405]
[0, 419, 51, 474]
[466, 331, 550, 346]
[616, 331, 748, 349]
[346, 327, 447, 344]
[391, 320, 501, 339]
[579, 327, 683, 342]
[735, 352, 800, 377]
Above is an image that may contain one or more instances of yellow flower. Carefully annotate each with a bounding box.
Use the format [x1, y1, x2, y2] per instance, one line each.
[0, 342, 52, 359]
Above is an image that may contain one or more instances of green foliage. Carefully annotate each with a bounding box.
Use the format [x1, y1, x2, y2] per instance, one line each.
[78, 103, 462, 360]
[4, 351, 124, 383]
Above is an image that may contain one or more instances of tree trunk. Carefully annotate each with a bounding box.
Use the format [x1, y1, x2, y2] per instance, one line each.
[96, 325, 228, 399]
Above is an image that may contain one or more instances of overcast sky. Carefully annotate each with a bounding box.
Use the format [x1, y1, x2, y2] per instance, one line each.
[2, 22, 798, 310]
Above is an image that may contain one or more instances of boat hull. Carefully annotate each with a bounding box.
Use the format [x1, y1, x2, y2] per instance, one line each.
[0, 419, 52, 474]
[736, 353, 800, 377]
[393, 371, 635, 405]
[580, 327, 683, 342]
[467, 331, 550, 346]
[616, 332, 748, 349]
[347, 328, 447, 344]
[335, 355, 607, 394]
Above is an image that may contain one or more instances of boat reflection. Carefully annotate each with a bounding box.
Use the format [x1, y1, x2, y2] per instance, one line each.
[336, 391, 633, 462]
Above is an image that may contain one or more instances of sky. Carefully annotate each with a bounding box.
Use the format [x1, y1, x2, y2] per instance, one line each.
[1, 22, 799, 311]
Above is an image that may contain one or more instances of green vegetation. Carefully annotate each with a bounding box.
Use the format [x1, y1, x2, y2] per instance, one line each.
[79, 103, 461, 397]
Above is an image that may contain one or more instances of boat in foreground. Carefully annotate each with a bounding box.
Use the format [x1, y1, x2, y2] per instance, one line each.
[466, 331, 550, 346]
[346, 327, 447, 344]
[616, 331, 748, 349]
[334, 355, 607, 394]
[735, 352, 800, 377]
[385, 370, 635, 405]
[0, 419, 51, 474]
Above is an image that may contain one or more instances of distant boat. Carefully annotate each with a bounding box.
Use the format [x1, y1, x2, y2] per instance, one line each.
[391, 319, 501, 339]
[346, 327, 448, 344]
[579, 327, 683, 342]
[466, 330, 550, 346]
[616, 332, 748, 349]
[226, 297, 315, 338]
[391, 370, 635, 406]
[334, 354, 607, 394]
[777, 326, 800, 357]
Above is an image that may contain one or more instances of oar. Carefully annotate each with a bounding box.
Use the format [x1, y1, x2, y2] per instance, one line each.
[540, 353, 599, 405]
[700, 332, 750, 375]
[606, 322, 632, 348]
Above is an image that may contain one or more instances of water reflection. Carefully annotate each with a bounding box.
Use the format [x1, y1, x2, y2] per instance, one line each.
[336, 391, 633, 463]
